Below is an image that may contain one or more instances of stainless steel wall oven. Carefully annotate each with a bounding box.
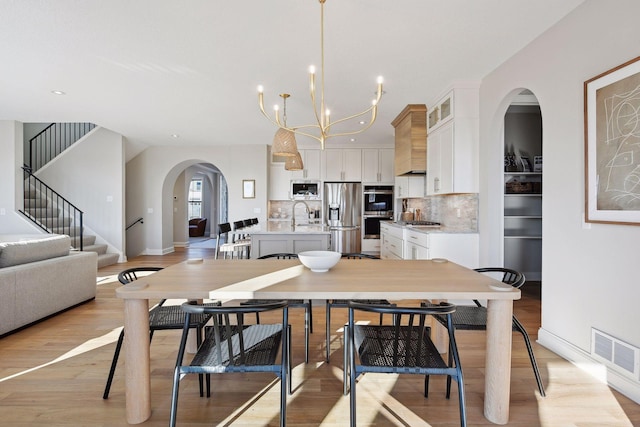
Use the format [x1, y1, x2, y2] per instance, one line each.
[362, 185, 394, 239]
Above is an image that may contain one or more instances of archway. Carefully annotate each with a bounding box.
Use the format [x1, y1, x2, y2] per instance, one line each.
[162, 160, 228, 250]
[502, 89, 543, 282]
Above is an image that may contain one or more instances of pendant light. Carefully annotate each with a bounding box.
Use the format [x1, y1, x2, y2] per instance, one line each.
[285, 151, 304, 171]
[271, 94, 299, 157]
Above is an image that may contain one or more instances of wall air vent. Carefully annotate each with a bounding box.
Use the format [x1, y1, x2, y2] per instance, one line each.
[591, 328, 640, 380]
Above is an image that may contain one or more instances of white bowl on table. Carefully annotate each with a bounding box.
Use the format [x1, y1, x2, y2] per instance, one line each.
[298, 250, 341, 273]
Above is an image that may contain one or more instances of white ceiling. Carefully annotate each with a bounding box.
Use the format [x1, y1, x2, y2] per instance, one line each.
[0, 0, 584, 157]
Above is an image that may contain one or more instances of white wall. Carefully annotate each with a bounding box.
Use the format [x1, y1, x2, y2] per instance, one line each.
[479, 0, 640, 400]
[36, 127, 125, 258]
[126, 144, 267, 256]
[0, 121, 39, 233]
[172, 170, 189, 246]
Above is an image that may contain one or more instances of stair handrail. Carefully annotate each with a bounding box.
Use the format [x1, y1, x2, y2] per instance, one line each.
[20, 166, 84, 251]
[126, 217, 144, 231]
[28, 122, 96, 172]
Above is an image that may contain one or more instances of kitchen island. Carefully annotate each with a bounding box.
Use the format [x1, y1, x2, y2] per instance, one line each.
[249, 221, 331, 258]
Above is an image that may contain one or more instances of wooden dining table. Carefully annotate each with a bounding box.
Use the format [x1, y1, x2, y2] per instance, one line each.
[116, 257, 520, 425]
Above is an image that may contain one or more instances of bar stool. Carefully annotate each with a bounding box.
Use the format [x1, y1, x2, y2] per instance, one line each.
[216, 222, 250, 259]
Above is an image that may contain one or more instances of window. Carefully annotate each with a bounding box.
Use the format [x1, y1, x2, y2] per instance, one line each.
[188, 178, 203, 219]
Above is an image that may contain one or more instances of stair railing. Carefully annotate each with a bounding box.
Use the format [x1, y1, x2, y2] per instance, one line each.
[29, 122, 96, 172]
[20, 166, 84, 251]
[126, 217, 144, 231]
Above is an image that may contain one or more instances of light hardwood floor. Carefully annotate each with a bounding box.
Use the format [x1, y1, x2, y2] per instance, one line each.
[1, 246, 639, 426]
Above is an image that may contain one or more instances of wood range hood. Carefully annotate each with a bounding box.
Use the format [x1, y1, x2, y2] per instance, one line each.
[391, 104, 427, 175]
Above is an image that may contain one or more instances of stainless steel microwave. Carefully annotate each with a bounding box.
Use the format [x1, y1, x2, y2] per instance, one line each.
[291, 181, 321, 199]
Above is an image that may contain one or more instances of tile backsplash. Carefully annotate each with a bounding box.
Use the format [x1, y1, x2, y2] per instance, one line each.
[405, 193, 478, 231]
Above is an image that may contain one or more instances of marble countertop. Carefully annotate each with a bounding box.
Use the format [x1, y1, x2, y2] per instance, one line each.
[249, 222, 331, 234]
[382, 221, 477, 234]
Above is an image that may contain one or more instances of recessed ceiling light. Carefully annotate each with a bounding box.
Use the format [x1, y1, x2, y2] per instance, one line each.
[171, 134, 180, 138]
[359, 121, 365, 125]
[51, 90, 66, 95]
[350, 138, 356, 142]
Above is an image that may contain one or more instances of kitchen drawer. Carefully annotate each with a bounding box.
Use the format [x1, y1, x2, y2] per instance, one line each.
[404, 229, 429, 247]
[404, 241, 429, 260]
[380, 222, 403, 239]
[382, 233, 403, 259]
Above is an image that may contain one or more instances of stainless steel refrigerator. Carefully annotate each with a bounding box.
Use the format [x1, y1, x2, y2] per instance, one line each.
[324, 182, 361, 253]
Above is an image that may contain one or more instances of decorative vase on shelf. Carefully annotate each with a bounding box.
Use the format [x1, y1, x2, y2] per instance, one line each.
[505, 152, 518, 172]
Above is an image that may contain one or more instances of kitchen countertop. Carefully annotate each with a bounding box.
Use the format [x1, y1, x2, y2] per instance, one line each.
[383, 221, 477, 234]
[250, 221, 331, 234]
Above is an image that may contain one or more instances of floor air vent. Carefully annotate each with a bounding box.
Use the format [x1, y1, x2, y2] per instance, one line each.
[591, 328, 640, 380]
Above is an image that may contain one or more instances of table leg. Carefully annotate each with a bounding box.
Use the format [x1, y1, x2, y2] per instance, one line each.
[484, 299, 513, 424]
[124, 298, 151, 424]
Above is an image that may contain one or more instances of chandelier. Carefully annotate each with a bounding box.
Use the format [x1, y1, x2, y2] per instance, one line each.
[258, 0, 384, 150]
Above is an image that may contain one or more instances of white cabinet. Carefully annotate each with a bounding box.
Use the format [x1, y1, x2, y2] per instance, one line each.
[290, 149, 321, 181]
[324, 149, 362, 181]
[395, 175, 425, 198]
[380, 222, 403, 259]
[400, 228, 479, 267]
[404, 229, 429, 260]
[428, 233, 479, 268]
[427, 91, 453, 133]
[383, 222, 479, 267]
[426, 86, 478, 195]
[269, 164, 291, 200]
[362, 148, 394, 184]
[269, 149, 321, 199]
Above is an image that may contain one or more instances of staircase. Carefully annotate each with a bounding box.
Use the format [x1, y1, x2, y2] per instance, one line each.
[20, 122, 120, 269]
[23, 187, 120, 269]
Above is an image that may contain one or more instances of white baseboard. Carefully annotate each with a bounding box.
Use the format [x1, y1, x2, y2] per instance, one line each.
[538, 327, 640, 404]
[143, 246, 175, 255]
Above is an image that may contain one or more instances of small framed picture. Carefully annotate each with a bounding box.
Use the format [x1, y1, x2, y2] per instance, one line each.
[520, 156, 531, 172]
[242, 179, 255, 199]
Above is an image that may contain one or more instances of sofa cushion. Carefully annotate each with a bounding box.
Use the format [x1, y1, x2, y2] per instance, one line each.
[0, 234, 71, 268]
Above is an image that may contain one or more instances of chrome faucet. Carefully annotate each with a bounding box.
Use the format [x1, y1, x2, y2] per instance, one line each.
[291, 200, 311, 229]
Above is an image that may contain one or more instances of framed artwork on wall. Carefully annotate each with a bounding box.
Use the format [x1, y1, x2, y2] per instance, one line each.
[242, 179, 255, 199]
[584, 55, 640, 225]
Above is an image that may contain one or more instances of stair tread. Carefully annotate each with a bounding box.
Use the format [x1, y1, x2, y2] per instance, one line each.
[97, 253, 120, 269]
[83, 243, 108, 254]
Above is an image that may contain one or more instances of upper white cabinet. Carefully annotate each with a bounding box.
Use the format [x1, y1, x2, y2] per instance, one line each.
[427, 92, 453, 133]
[269, 164, 291, 200]
[395, 175, 425, 198]
[426, 85, 479, 195]
[324, 148, 362, 181]
[362, 148, 394, 184]
[290, 149, 321, 181]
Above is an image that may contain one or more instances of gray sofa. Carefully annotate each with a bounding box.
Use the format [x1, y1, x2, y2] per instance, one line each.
[0, 234, 97, 336]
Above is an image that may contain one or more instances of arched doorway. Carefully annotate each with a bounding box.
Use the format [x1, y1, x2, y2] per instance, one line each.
[168, 162, 228, 248]
[502, 89, 543, 283]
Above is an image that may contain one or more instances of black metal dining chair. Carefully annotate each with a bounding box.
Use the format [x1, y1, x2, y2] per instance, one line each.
[169, 301, 289, 427]
[241, 253, 312, 363]
[426, 267, 545, 397]
[346, 301, 466, 427]
[103, 267, 220, 399]
[325, 253, 394, 362]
